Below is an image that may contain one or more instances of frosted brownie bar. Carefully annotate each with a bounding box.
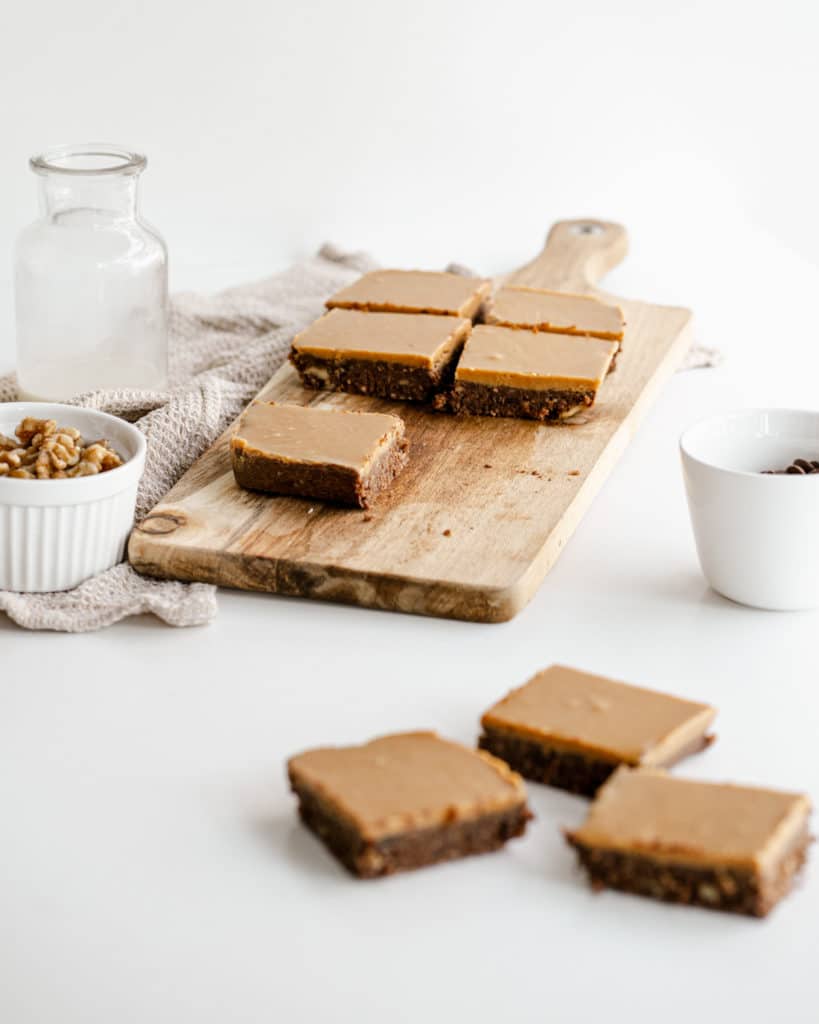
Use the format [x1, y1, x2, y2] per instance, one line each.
[326, 269, 490, 319]
[445, 325, 617, 421]
[288, 731, 531, 878]
[290, 309, 471, 402]
[485, 287, 625, 344]
[231, 401, 408, 509]
[566, 767, 811, 917]
[479, 665, 716, 795]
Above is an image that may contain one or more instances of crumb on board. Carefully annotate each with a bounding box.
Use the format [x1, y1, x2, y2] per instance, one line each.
[362, 514, 374, 522]
[442, 528, 451, 537]
[568, 470, 581, 476]
[484, 463, 492, 469]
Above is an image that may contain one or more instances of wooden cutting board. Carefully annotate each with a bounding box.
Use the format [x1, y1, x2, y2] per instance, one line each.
[128, 219, 692, 623]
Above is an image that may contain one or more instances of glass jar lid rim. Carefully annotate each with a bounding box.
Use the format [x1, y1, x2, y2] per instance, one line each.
[30, 143, 147, 177]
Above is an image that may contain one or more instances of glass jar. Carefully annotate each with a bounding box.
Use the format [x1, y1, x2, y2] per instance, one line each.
[14, 143, 168, 401]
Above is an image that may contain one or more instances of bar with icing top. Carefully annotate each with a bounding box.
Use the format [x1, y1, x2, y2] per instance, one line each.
[230, 401, 408, 509]
[478, 664, 716, 795]
[486, 286, 625, 344]
[565, 767, 811, 917]
[288, 731, 531, 878]
[290, 308, 472, 402]
[444, 324, 618, 421]
[326, 269, 490, 319]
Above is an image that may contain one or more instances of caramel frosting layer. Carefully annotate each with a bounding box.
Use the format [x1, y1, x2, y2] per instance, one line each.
[570, 767, 811, 870]
[456, 326, 617, 391]
[482, 664, 716, 765]
[326, 269, 491, 318]
[486, 287, 625, 340]
[288, 731, 527, 841]
[292, 309, 471, 368]
[231, 401, 404, 471]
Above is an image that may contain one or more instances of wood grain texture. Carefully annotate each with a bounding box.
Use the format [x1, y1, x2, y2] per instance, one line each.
[128, 220, 692, 623]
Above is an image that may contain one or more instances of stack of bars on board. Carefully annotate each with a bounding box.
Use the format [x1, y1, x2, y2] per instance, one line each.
[229, 269, 626, 508]
[287, 665, 812, 919]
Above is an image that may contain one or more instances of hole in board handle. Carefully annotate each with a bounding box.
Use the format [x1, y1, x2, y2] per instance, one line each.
[570, 222, 605, 236]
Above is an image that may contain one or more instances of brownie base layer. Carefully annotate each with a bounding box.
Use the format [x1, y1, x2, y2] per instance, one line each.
[232, 437, 408, 509]
[290, 351, 460, 403]
[565, 830, 811, 917]
[292, 782, 531, 878]
[479, 730, 620, 796]
[443, 381, 596, 421]
[479, 728, 715, 797]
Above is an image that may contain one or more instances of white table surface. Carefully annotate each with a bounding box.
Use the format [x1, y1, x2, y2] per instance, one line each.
[3, 2, 819, 1019]
[2, 227, 819, 1023]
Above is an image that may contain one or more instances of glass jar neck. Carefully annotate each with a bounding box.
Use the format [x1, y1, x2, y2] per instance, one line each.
[30, 144, 147, 222]
[38, 173, 140, 220]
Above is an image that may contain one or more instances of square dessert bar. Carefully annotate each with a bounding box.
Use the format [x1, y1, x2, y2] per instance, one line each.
[230, 401, 408, 509]
[485, 287, 625, 345]
[288, 731, 531, 878]
[565, 767, 812, 917]
[479, 664, 716, 796]
[326, 269, 490, 320]
[446, 325, 618, 421]
[290, 308, 472, 402]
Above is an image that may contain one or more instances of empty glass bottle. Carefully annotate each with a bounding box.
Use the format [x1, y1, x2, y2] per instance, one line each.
[14, 143, 168, 400]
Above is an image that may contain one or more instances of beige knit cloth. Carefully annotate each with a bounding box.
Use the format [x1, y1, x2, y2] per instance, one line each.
[0, 246, 719, 632]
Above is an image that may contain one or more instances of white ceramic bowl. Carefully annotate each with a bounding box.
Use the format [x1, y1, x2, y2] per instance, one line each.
[680, 408, 819, 610]
[0, 403, 146, 592]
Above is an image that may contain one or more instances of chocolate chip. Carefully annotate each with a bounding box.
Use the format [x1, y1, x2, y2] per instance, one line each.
[763, 457, 819, 475]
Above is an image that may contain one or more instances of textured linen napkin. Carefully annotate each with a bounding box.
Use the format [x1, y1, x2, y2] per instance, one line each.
[0, 246, 720, 632]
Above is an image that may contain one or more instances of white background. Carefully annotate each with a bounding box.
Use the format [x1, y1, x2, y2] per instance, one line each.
[2, 2, 819, 1022]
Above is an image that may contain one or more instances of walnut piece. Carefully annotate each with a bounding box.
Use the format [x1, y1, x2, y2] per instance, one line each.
[0, 419, 125, 481]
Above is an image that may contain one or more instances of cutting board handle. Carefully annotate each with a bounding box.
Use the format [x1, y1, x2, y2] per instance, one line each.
[505, 219, 628, 294]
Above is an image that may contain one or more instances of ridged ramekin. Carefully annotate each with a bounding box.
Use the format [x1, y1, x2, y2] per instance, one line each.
[0, 403, 146, 593]
[681, 408, 819, 610]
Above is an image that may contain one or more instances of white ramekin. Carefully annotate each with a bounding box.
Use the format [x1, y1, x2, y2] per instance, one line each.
[0, 402, 146, 593]
[680, 408, 819, 611]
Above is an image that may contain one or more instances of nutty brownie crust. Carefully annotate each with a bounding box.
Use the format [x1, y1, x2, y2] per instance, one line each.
[479, 730, 620, 796]
[290, 321, 467, 404]
[291, 352, 445, 402]
[479, 728, 716, 797]
[293, 781, 531, 878]
[443, 380, 595, 421]
[566, 829, 811, 917]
